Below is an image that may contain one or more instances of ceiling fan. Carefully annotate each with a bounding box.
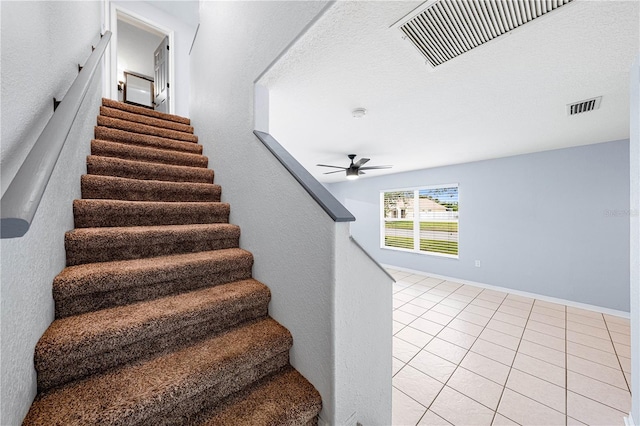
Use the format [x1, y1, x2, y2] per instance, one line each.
[317, 154, 392, 180]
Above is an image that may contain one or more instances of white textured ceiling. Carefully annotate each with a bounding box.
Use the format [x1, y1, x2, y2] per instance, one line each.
[262, 0, 639, 183]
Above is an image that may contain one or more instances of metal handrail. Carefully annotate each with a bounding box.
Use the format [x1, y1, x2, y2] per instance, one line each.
[253, 130, 355, 222]
[1, 31, 112, 238]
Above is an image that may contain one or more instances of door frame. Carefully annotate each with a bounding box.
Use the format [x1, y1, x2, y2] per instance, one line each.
[102, 0, 176, 115]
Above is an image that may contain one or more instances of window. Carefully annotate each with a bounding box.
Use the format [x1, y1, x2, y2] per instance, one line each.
[381, 184, 459, 258]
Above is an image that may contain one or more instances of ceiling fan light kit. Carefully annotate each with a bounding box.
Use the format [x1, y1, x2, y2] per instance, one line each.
[346, 168, 360, 180]
[317, 153, 392, 180]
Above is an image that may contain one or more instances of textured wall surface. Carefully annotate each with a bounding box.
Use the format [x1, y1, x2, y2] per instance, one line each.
[190, 0, 340, 421]
[191, 2, 393, 423]
[329, 140, 631, 312]
[0, 3, 102, 424]
[334, 223, 393, 425]
[1, 1, 101, 196]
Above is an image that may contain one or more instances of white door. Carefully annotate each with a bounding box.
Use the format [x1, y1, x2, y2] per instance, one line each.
[153, 36, 169, 113]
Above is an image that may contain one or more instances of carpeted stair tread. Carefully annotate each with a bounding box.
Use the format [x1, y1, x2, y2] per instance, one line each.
[95, 127, 202, 154]
[36, 279, 271, 391]
[87, 155, 213, 183]
[102, 98, 190, 125]
[91, 139, 208, 168]
[74, 199, 229, 228]
[65, 223, 240, 266]
[53, 248, 254, 317]
[23, 100, 323, 425]
[23, 318, 292, 426]
[98, 115, 198, 143]
[100, 106, 194, 134]
[81, 174, 221, 202]
[194, 366, 322, 426]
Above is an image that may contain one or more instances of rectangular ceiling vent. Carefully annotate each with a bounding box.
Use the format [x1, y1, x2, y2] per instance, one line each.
[397, 0, 574, 68]
[567, 96, 602, 116]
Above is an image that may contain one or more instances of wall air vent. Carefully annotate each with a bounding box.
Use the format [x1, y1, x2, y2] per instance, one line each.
[567, 96, 602, 116]
[396, 0, 574, 68]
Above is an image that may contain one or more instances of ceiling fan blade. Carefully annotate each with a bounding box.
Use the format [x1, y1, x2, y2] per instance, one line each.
[354, 158, 370, 168]
[359, 165, 392, 170]
[317, 164, 347, 169]
[359, 171, 366, 175]
[323, 170, 346, 175]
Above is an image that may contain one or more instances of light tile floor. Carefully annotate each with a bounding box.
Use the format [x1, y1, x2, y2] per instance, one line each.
[389, 268, 632, 426]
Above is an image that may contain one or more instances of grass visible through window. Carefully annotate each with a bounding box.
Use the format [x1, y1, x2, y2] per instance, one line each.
[385, 221, 458, 232]
[384, 236, 458, 255]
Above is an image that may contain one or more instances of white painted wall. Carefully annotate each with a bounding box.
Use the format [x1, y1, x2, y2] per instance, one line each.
[0, 1, 102, 423]
[117, 19, 163, 79]
[144, 0, 198, 28]
[334, 224, 393, 425]
[109, 1, 196, 116]
[629, 54, 639, 426]
[192, 1, 392, 423]
[190, 1, 335, 418]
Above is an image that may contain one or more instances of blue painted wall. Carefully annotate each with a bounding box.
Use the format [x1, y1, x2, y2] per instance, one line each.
[328, 140, 630, 311]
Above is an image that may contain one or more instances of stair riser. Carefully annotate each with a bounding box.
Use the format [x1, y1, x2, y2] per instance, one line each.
[73, 203, 230, 228]
[81, 176, 221, 203]
[100, 106, 194, 134]
[55, 267, 253, 318]
[66, 236, 239, 266]
[91, 140, 208, 168]
[24, 99, 324, 425]
[97, 116, 198, 143]
[24, 319, 293, 426]
[38, 306, 270, 392]
[195, 367, 322, 425]
[102, 98, 190, 125]
[87, 156, 214, 184]
[95, 127, 202, 154]
[151, 352, 290, 426]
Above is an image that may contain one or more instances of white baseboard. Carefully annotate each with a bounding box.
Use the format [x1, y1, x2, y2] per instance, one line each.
[625, 412, 636, 426]
[382, 264, 630, 319]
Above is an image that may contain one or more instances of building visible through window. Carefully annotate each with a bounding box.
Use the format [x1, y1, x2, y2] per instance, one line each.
[381, 185, 459, 257]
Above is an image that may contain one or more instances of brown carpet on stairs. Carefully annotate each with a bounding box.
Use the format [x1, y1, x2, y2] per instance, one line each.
[80, 174, 222, 202]
[94, 126, 203, 154]
[22, 99, 322, 425]
[86, 155, 214, 183]
[100, 105, 195, 133]
[91, 139, 209, 168]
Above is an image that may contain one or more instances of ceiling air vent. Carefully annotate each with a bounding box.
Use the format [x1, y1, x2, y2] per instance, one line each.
[396, 0, 574, 68]
[567, 97, 602, 116]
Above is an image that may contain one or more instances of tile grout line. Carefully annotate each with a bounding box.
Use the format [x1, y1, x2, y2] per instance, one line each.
[601, 314, 632, 393]
[419, 288, 516, 425]
[403, 284, 478, 423]
[392, 277, 448, 345]
[518, 323, 630, 374]
[392, 277, 467, 411]
[412, 284, 508, 424]
[393, 277, 629, 425]
[489, 298, 536, 426]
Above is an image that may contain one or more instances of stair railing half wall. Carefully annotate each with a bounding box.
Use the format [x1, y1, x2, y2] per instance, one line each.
[252, 130, 395, 283]
[1, 31, 112, 239]
[253, 130, 355, 223]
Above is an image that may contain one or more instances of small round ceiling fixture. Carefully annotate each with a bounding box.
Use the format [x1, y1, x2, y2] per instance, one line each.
[352, 108, 367, 119]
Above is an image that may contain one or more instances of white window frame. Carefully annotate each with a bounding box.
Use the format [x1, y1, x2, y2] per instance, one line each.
[380, 183, 459, 259]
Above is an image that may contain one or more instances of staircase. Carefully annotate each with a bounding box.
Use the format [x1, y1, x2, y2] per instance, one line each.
[23, 99, 322, 425]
